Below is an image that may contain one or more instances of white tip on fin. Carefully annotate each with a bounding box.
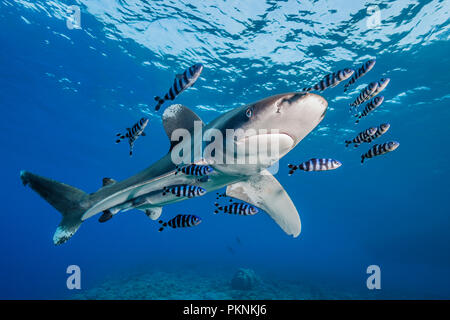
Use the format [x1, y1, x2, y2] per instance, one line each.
[53, 217, 82, 245]
[144, 207, 163, 220]
[162, 104, 204, 151]
[226, 169, 301, 237]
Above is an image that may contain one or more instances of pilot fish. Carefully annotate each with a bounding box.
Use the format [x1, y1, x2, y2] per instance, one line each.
[350, 82, 379, 107]
[368, 78, 390, 99]
[355, 96, 385, 123]
[175, 164, 213, 176]
[344, 59, 376, 92]
[162, 185, 206, 198]
[301, 68, 354, 92]
[361, 141, 400, 163]
[288, 158, 342, 175]
[116, 117, 149, 156]
[158, 214, 202, 232]
[365, 123, 390, 143]
[214, 202, 258, 215]
[154, 63, 204, 111]
[345, 127, 378, 147]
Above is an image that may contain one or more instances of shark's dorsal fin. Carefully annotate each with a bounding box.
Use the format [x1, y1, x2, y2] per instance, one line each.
[226, 169, 301, 238]
[162, 104, 204, 151]
[102, 177, 117, 186]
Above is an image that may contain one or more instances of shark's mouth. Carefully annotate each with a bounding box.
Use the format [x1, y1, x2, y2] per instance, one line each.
[235, 133, 294, 162]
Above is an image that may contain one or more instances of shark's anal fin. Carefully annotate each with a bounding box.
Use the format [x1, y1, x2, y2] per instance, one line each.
[226, 169, 301, 237]
[162, 104, 204, 151]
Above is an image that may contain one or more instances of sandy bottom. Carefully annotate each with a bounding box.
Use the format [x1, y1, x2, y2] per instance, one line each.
[72, 268, 370, 300]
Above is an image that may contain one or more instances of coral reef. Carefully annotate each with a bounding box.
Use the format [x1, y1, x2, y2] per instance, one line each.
[231, 268, 260, 290]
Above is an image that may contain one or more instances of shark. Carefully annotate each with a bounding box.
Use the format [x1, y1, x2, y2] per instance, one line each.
[20, 92, 328, 245]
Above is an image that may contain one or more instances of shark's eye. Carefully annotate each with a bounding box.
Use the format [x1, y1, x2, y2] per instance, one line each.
[246, 108, 253, 118]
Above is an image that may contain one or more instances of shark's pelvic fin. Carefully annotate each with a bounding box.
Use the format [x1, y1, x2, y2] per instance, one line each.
[162, 104, 204, 151]
[226, 169, 301, 238]
[20, 170, 89, 245]
[144, 207, 163, 220]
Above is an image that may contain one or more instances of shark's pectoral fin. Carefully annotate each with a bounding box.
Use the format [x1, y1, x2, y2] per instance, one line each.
[226, 169, 301, 238]
[162, 104, 204, 151]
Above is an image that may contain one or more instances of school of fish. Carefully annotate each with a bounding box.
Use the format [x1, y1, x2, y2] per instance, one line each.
[289, 57, 399, 177]
[111, 58, 399, 233]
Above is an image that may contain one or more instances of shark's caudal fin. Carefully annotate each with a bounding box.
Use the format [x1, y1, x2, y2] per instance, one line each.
[20, 171, 89, 245]
[226, 169, 301, 238]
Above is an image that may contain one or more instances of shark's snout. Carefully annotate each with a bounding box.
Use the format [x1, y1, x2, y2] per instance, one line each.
[274, 92, 328, 146]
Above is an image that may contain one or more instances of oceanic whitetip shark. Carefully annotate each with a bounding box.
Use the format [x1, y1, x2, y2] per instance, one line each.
[20, 92, 328, 245]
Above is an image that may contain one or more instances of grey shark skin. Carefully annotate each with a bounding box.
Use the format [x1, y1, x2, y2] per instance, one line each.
[20, 92, 328, 245]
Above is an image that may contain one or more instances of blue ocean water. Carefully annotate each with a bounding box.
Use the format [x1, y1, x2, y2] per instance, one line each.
[1, 0, 449, 299]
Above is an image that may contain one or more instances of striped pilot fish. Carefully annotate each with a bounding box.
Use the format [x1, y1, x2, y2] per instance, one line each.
[301, 68, 354, 92]
[355, 96, 385, 123]
[214, 202, 259, 215]
[154, 63, 204, 111]
[162, 185, 206, 198]
[343, 59, 376, 92]
[175, 164, 214, 176]
[288, 158, 342, 175]
[345, 127, 377, 147]
[115, 117, 149, 156]
[364, 123, 390, 143]
[361, 141, 399, 163]
[350, 81, 379, 107]
[368, 78, 390, 99]
[158, 214, 202, 232]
